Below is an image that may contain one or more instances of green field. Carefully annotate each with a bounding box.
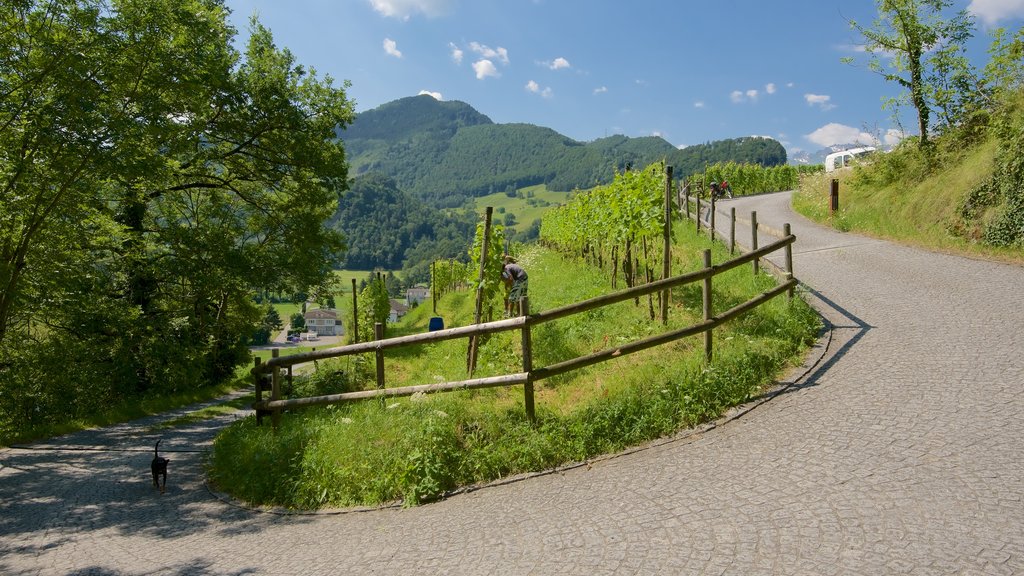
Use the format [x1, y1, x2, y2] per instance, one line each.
[473, 184, 572, 232]
[333, 269, 401, 293]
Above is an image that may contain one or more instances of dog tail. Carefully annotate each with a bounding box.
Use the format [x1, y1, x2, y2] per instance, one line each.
[155, 439, 161, 457]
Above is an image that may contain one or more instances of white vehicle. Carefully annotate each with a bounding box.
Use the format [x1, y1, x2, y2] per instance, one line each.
[824, 146, 877, 173]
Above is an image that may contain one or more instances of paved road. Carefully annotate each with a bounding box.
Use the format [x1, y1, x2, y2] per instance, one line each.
[2, 192, 1023, 575]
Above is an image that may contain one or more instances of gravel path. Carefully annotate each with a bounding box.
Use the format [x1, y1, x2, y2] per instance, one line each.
[2, 191, 1022, 575]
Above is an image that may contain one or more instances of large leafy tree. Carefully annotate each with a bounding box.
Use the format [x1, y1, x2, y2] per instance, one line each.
[0, 0, 353, 428]
[845, 0, 975, 153]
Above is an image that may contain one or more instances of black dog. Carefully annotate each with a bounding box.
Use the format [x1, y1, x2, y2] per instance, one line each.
[151, 440, 169, 493]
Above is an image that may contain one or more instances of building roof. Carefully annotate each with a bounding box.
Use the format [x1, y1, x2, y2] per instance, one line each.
[304, 308, 337, 319]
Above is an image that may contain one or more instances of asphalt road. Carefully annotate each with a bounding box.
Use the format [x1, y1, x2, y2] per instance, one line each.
[2, 191, 1022, 575]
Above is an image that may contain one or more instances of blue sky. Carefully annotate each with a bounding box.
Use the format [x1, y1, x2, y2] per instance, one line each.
[223, 0, 1024, 157]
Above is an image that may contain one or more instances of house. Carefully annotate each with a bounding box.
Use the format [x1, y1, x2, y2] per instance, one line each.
[405, 285, 430, 305]
[389, 299, 409, 323]
[304, 308, 341, 336]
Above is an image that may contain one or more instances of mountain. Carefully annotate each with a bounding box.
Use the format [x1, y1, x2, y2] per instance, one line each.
[339, 95, 788, 208]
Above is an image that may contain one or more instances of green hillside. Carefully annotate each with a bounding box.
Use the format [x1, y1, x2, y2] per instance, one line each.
[340, 95, 787, 208]
[793, 89, 1024, 262]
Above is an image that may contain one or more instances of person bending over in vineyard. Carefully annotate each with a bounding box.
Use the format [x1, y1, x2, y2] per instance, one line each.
[502, 256, 529, 317]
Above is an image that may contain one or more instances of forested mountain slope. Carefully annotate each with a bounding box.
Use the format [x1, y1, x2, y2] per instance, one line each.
[339, 95, 787, 208]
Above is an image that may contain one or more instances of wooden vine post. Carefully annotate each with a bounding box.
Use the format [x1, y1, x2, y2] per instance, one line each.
[431, 261, 437, 314]
[467, 206, 493, 377]
[351, 278, 358, 344]
[662, 165, 672, 324]
[730, 207, 737, 255]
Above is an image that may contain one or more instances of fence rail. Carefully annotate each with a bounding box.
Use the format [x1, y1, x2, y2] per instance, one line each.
[253, 230, 798, 427]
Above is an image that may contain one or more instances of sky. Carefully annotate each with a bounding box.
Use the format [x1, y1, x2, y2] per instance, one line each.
[222, 0, 1024, 157]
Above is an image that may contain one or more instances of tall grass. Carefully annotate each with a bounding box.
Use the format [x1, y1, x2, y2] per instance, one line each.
[792, 137, 1023, 264]
[208, 221, 821, 509]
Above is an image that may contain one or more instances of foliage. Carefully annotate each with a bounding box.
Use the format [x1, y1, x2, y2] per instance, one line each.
[328, 172, 477, 270]
[541, 162, 667, 291]
[0, 0, 353, 435]
[356, 275, 390, 341]
[697, 162, 800, 196]
[466, 220, 507, 321]
[964, 90, 1024, 247]
[431, 258, 473, 302]
[844, 0, 977, 152]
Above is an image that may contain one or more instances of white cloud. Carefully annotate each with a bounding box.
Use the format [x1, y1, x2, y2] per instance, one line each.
[383, 38, 402, 58]
[369, 0, 451, 19]
[805, 123, 874, 147]
[765, 83, 777, 94]
[593, 86, 608, 95]
[449, 42, 463, 65]
[473, 59, 500, 80]
[883, 128, 904, 146]
[418, 90, 443, 100]
[526, 80, 552, 98]
[549, 57, 571, 70]
[469, 42, 509, 65]
[968, 0, 1024, 25]
[805, 93, 836, 111]
[694, 101, 705, 109]
[731, 89, 759, 103]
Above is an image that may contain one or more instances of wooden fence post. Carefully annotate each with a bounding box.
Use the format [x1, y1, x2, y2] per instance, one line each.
[468, 206, 493, 377]
[351, 278, 358, 344]
[702, 249, 713, 362]
[271, 348, 281, 430]
[253, 357, 263, 426]
[730, 207, 736, 255]
[375, 322, 385, 390]
[521, 297, 535, 422]
[684, 184, 691, 219]
[662, 165, 672, 325]
[751, 211, 760, 275]
[830, 178, 839, 216]
[709, 195, 716, 242]
[696, 197, 701, 233]
[431, 261, 437, 315]
[784, 223, 794, 300]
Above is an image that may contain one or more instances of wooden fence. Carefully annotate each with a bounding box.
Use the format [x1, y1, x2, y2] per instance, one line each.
[252, 228, 798, 428]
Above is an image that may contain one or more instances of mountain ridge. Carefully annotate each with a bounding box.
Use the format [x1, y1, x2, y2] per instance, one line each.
[338, 95, 788, 207]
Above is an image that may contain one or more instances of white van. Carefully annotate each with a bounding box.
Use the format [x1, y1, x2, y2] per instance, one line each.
[824, 146, 877, 173]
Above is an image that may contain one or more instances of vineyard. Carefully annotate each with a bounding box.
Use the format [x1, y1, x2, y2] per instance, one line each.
[540, 163, 668, 294]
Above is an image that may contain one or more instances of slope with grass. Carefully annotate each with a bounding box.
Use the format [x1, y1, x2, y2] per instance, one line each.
[792, 91, 1024, 265]
[207, 218, 821, 509]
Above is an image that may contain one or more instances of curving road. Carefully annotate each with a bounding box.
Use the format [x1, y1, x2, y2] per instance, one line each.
[2, 191, 1023, 575]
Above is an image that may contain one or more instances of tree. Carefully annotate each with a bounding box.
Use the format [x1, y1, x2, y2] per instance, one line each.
[845, 0, 975, 153]
[0, 0, 355, 430]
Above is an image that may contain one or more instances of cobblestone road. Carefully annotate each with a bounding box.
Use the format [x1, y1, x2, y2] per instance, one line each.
[2, 192, 1023, 575]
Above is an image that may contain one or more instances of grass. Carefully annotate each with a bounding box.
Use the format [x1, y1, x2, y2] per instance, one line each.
[792, 137, 1024, 265]
[473, 185, 572, 232]
[207, 218, 822, 509]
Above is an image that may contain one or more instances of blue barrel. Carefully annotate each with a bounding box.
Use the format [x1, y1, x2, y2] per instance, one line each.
[428, 317, 444, 332]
